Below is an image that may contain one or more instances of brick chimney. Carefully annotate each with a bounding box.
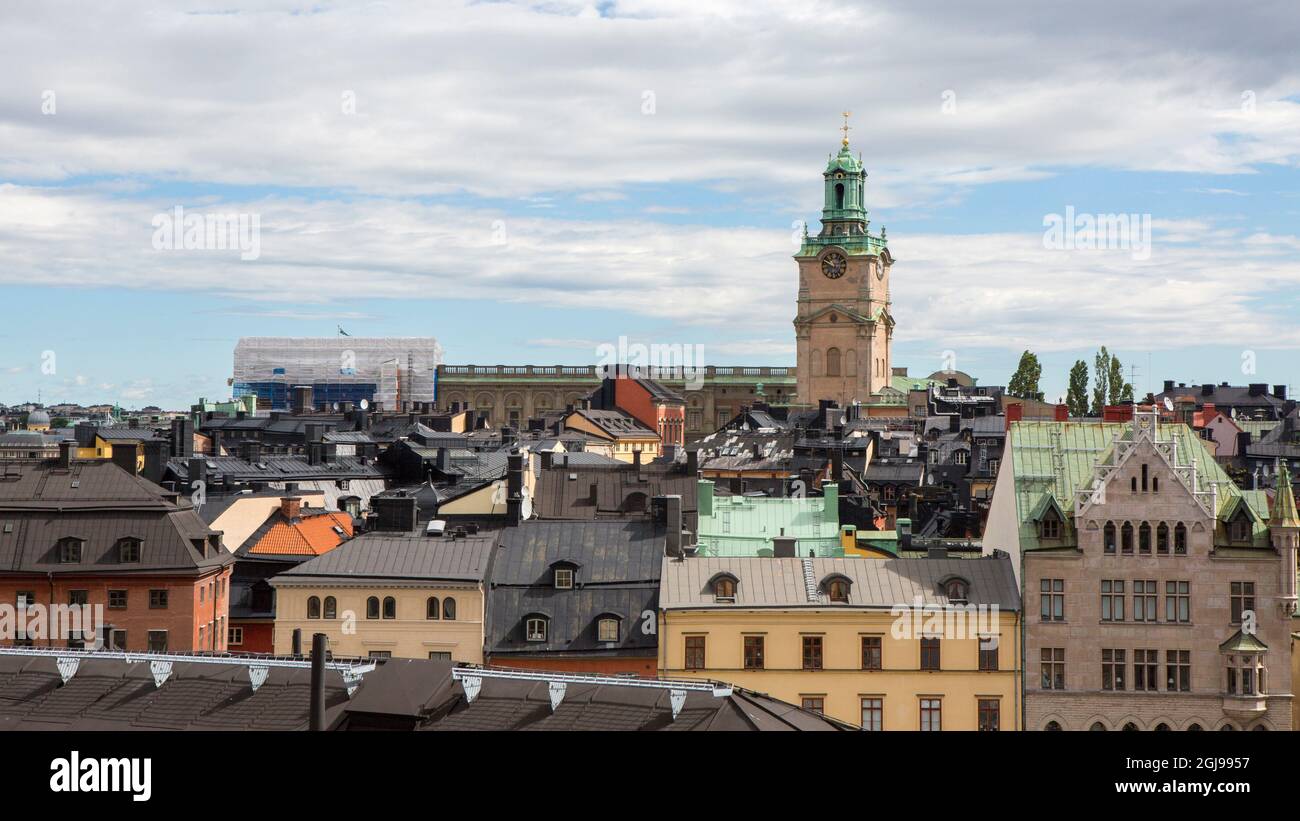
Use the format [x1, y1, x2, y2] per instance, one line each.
[281, 496, 302, 522]
[1054, 404, 1069, 422]
[1005, 404, 1023, 430]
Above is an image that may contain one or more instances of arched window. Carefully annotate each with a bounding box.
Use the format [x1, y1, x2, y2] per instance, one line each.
[1121, 522, 1134, 554]
[826, 578, 850, 603]
[1122, 722, 1139, 731]
[323, 596, 337, 619]
[1152, 477, 1159, 493]
[1187, 723, 1203, 731]
[1174, 522, 1187, 554]
[426, 597, 441, 620]
[1131, 477, 1137, 493]
[1044, 721, 1062, 731]
[58, 537, 84, 564]
[597, 617, 620, 642]
[366, 596, 380, 619]
[526, 617, 548, 642]
[713, 576, 737, 602]
[944, 578, 969, 603]
[117, 538, 142, 563]
[442, 598, 456, 620]
[307, 596, 321, 619]
[1138, 522, 1151, 554]
[1156, 522, 1169, 554]
[1090, 722, 1107, 731]
[382, 596, 396, 619]
[1103, 522, 1117, 554]
[826, 348, 842, 378]
[835, 183, 845, 209]
[1154, 723, 1170, 731]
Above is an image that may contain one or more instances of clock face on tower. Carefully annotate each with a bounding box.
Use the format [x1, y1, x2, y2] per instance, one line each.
[821, 252, 847, 279]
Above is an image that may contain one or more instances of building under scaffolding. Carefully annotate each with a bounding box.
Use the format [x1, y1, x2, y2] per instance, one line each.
[232, 337, 442, 411]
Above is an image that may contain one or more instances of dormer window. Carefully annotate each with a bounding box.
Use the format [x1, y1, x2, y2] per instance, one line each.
[526, 616, 548, 642]
[1230, 515, 1251, 543]
[58, 538, 83, 564]
[711, 574, 738, 602]
[118, 538, 141, 563]
[597, 616, 620, 643]
[1040, 514, 1061, 540]
[944, 578, 970, 604]
[554, 568, 574, 589]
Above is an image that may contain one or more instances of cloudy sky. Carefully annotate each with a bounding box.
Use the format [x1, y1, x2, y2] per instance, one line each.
[1, 0, 1298, 409]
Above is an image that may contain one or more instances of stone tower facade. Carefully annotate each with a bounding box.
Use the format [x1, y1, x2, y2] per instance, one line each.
[793, 132, 894, 407]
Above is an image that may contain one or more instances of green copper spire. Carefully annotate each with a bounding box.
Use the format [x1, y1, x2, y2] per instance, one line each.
[1274, 463, 1300, 529]
[795, 113, 890, 260]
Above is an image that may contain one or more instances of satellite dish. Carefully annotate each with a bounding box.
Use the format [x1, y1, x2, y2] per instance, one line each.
[1162, 397, 1174, 412]
[359, 399, 370, 410]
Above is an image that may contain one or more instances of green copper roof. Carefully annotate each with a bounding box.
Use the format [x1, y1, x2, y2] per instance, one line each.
[1219, 628, 1269, 654]
[1273, 465, 1300, 528]
[696, 480, 842, 558]
[825, 145, 864, 174]
[1008, 419, 1265, 552]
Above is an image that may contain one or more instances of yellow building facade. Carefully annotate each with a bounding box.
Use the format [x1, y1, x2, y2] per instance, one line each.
[659, 555, 1022, 730]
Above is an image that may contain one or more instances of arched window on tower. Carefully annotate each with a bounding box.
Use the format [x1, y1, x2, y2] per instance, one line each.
[835, 183, 845, 209]
[826, 348, 841, 377]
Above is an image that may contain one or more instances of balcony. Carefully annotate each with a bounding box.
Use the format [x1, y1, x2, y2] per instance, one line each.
[1221, 693, 1267, 719]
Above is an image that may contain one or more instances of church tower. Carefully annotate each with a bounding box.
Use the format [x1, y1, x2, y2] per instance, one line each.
[794, 115, 894, 407]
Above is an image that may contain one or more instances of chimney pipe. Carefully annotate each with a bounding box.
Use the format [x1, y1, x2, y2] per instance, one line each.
[292, 628, 302, 656]
[58, 439, 76, 469]
[309, 632, 327, 731]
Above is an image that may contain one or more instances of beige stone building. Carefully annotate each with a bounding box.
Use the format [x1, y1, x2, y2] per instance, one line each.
[436, 364, 797, 436]
[271, 533, 495, 662]
[984, 410, 1297, 730]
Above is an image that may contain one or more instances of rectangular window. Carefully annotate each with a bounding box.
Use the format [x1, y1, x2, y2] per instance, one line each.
[109, 629, 127, 651]
[107, 589, 127, 609]
[68, 590, 88, 606]
[684, 636, 706, 671]
[1102, 648, 1127, 691]
[802, 636, 824, 671]
[801, 697, 824, 715]
[978, 698, 1000, 731]
[1166, 649, 1190, 692]
[149, 589, 168, 609]
[228, 627, 243, 646]
[979, 638, 999, 671]
[1133, 580, 1157, 622]
[1041, 648, 1065, 690]
[920, 637, 941, 671]
[861, 636, 882, 670]
[1100, 580, 1125, 622]
[919, 698, 942, 731]
[743, 635, 765, 670]
[553, 568, 574, 589]
[428, 651, 452, 660]
[1230, 581, 1255, 624]
[1040, 579, 1064, 621]
[1165, 581, 1190, 623]
[1134, 649, 1159, 692]
[15, 591, 35, 610]
[368, 651, 392, 659]
[147, 630, 167, 653]
[860, 698, 883, 731]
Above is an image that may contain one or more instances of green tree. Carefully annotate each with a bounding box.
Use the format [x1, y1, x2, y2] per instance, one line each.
[1007, 350, 1042, 398]
[1066, 360, 1089, 417]
[1091, 347, 1110, 415]
[1107, 353, 1133, 405]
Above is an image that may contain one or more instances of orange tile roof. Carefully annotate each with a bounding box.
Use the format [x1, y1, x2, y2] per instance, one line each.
[249, 511, 353, 556]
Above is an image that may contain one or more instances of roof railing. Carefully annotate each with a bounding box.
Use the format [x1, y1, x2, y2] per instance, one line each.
[451, 665, 732, 719]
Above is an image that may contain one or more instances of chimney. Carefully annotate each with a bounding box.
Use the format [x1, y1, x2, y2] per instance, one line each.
[188, 457, 207, 491]
[321, 442, 337, 464]
[927, 543, 950, 560]
[309, 632, 327, 731]
[58, 439, 76, 468]
[435, 447, 451, 473]
[686, 449, 699, 476]
[1163, 380, 1175, 394]
[660, 494, 684, 557]
[949, 414, 959, 432]
[111, 442, 140, 476]
[831, 446, 843, 486]
[897, 518, 913, 552]
[773, 536, 797, 558]
[306, 423, 323, 443]
[506, 450, 525, 524]
[210, 429, 223, 456]
[281, 496, 302, 522]
[1005, 404, 1022, 430]
[1202, 402, 1217, 421]
[308, 442, 323, 466]
[1054, 404, 1069, 422]
[1273, 385, 1287, 401]
[292, 386, 314, 416]
[1249, 383, 1267, 397]
[170, 418, 193, 458]
[540, 450, 554, 469]
[128, 417, 139, 429]
[243, 440, 262, 464]
[632, 448, 642, 471]
[142, 440, 167, 484]
[1202, 384, 1215, 396]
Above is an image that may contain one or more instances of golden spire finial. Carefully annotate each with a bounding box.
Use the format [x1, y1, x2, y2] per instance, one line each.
[840, 111, 851, 147]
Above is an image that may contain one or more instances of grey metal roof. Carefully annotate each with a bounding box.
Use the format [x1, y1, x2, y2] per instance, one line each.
[273, 532, 495, 583]
[486, 520, 665, 657]
[659, 554, 1020, 610]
